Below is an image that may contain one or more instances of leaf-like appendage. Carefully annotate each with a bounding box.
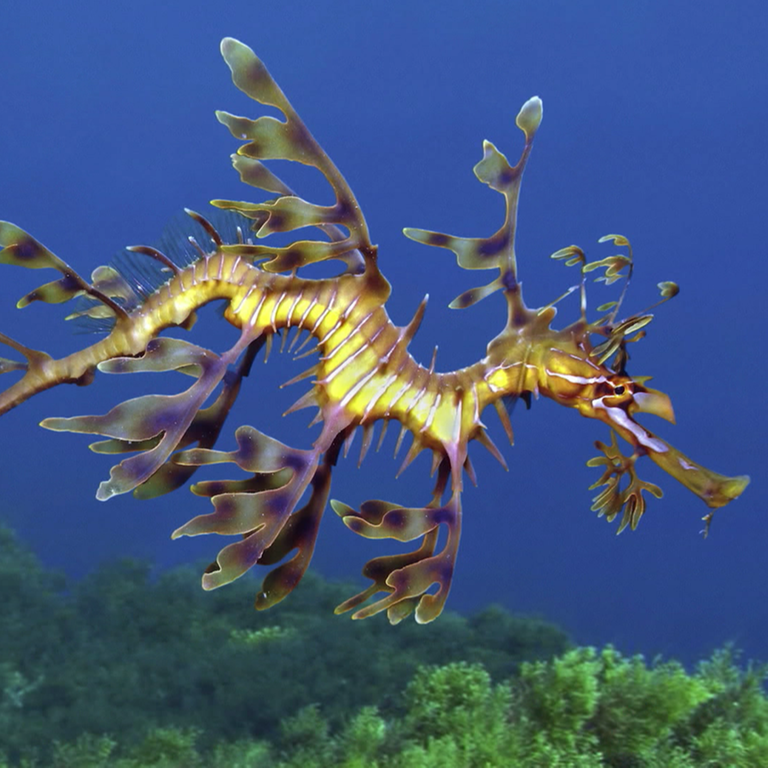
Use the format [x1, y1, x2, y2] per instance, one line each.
[0, 332, 51, 375]
[591, 314, 654, 367]
[41, 332, 257, 500]
[98, 337, 209, 376]
[583, 254, 632, 282]
[473, 140, 516, 192]
[171, 423, 327, 604]
[218, 234, 359, 273]
[403, 97, 543, 307]
[403, 227, 511, 272]
[250, 197, 346, 238]
[658, 281, 679, 299]
[213, 38, 370, 274]
[254, 461, 333, 611]
[448, 276, 504, 310]
[515, 95, 544, 137]
[331, 489, 462, 624]
[587, 432, 663, 533]
[66, 267, 141, 321]
[176, 424, 308, 475]
[549, 233, 669, 341]
[338, 499, 445, 543]
[550, 244, 586, 268]
[0, 221, 126, 317]
[0, 357, 27, 374]
[598, 234, 630, 247]
[133, 339, 265, 499]
[229, 155, 293, 195]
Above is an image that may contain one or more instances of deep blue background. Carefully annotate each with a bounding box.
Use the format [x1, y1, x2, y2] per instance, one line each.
[0, 1, 764, 665]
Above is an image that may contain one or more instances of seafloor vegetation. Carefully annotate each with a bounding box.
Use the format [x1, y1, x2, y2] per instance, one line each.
[1, 522, 766, 767]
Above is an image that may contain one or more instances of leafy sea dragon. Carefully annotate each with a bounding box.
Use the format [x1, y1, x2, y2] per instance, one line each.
[0, 39, 749, 624]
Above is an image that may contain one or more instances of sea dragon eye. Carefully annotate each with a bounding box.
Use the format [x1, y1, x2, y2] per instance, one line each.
[610, 379, 634, 400]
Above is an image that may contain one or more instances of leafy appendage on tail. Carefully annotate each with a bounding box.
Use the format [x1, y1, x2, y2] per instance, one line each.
[0, 222, 130, 404]
[0, 222, 129, 317]
[41, 335, 259, 500]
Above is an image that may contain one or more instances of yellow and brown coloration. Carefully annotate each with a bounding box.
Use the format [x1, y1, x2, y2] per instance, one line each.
[0, 39, 749, 623]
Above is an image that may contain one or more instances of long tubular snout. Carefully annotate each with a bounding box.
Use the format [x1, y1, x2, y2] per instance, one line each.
[647, 438, 750, 509]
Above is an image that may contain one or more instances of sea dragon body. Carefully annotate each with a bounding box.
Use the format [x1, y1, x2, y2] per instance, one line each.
[0, 39, 749, 624]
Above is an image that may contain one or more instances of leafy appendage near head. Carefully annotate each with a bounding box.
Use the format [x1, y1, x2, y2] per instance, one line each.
[403, 97, 543, 309]
[552, 234, 679, 368]
[551, 234, 748, 532]
[587, 432, 663, 533]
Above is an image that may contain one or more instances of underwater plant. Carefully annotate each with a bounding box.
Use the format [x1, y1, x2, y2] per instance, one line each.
[30, 649, 768, 767]
[0, 38, 748, 624]
[0, 522, 567, 759]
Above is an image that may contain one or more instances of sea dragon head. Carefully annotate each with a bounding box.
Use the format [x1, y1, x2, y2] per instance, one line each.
[404, 96, 749, 536]
[535, 329, 749, 533]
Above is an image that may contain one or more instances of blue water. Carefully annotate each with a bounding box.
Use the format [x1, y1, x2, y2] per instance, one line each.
[0, 1, 764, 665]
